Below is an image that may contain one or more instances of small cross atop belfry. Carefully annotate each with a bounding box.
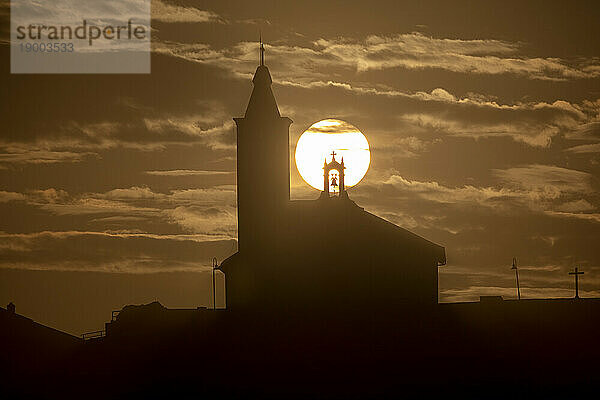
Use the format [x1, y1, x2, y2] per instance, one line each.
[569, 267, 584, 299]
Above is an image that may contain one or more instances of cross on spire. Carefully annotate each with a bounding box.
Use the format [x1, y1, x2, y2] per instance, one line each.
[330, 151, 337, 160]
[569, 267, 585, 299]
[259, 33, 265, 66]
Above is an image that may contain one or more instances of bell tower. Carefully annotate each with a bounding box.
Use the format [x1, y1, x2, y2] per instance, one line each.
[320, 151, 348, 199]
[234, 40, 292, 253]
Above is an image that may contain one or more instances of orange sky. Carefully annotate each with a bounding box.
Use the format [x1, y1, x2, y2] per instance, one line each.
[0, 0, 599, 334]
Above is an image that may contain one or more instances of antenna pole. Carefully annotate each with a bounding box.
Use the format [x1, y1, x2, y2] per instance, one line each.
[212, 257, 218, 309]
[512, 257, 521, 300]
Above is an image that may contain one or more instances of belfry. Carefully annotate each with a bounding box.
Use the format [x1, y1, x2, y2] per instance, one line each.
[321, 151, 348, 199]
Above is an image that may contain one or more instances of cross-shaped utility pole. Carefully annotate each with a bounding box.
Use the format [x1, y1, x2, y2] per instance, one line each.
[568, 267, 584, 299]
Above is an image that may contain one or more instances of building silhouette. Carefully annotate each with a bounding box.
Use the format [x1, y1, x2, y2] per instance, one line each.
[221, 53, 445, 314]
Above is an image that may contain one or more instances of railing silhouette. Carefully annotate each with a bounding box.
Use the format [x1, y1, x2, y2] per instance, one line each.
[81, 330, 105, 340]
[81, 310, 122, 340]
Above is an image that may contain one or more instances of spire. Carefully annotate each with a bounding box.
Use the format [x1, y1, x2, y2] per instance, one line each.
[244, 37, 279, 118]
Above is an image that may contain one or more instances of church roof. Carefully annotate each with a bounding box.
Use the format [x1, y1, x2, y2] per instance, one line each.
[287, 198, 446, 266]
[220, 198, 446, 274]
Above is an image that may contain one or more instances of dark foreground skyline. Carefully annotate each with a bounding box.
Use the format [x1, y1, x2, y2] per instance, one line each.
[1, 0, 600, 335]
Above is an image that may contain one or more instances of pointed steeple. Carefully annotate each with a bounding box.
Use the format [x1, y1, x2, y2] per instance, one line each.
[244, 37, 280, 118]
[233, 36, 292, 255]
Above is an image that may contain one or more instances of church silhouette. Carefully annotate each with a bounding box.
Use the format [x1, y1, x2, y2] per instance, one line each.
[2, 43, 600, 399]
[221, 45, 445, 315]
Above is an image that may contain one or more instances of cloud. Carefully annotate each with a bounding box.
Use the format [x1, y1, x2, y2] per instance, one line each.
[0, 183, 240, 273]
[276, 81, 597, 150]
[30, 188, 70, 203]
[386, 136, 441, 158]
[0, 112, 236, 166]
[350, 164, 598, 242]
[0, 231, 236, 272]
[555, 199, 595, 213]
[566, 143, 600, 154]
[563, 118, 600, 153]
[0, 189, 69, 204]
[170, 187, 236, 205]
[402, 113, 558, 147]
[493, 165, 594, 199]
[0, 147, 96, 165]
[156, 33, 600, 83]
[143, 116, 236, 150]
[39, 197, 160, 216]
[0, 191, 26, 203]
[145, 169, 233, 176]
[152, 0, 226, 24]
[378, 175, 515, 206]
[1, 185, 238, 239]
[165, 205, 237, 237]
[314, 34, 598, 80]
[398, 94, 594, 148]
[279, 82, 595, 149]
[544, 211, 600, 224]
[102, 186, 165, 200]
[152, 34, 598, 149]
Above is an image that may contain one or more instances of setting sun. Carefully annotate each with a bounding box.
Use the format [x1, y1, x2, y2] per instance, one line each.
[295, 119, 370, 191]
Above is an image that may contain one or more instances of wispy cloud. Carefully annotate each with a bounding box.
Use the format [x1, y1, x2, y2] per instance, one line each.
[145, 169, 233, 176]
[493, 164, 594, 199]
[154, 36, 599, 148]
[566, 143, 600, 154]
[0, 183, 240, 273]
[0, 230, 236, 273]
[315, 34, 598, 80]
[0, 101, 237, 166]
[0, 191, 26, 203]
[156, 33, 600, 82]
[351, 164, 598, 238]
[152, 0, 226, 24]
[0, 146, 97, 166]
[2, 185, 238, 239]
